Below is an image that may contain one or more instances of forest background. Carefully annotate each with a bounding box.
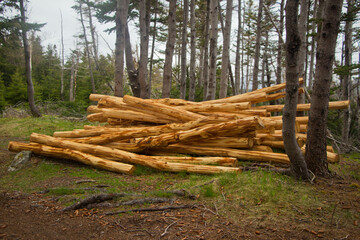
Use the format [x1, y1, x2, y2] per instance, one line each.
[0, 0, 359, 149]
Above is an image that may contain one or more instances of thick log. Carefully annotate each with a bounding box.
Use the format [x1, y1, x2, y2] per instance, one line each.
[177, 102, 251, 113]
[160, 144, 290, 165]
[183, 137, 253, 149]
[261, 139, 305, 149]
[102, 108, 172, 124]
[29, 133, 241, 174]
[300, 146, 339, 164]
[87, 113, 107, 122]
[250, 145, 273, 152]
[253, 100, 350, 112]
[123, 95, 204, 122]
[271, 116, 309, 124]
[136, 117, 264, 148]
[8, 141, 135, 175]
[201, 92, 267, 104]
[89, 94, 124, 103]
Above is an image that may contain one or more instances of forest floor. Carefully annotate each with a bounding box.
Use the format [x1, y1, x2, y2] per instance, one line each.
[0, 116, 359, 240]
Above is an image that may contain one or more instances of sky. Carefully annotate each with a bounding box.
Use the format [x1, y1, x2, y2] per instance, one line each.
[28, 0, 119, 57]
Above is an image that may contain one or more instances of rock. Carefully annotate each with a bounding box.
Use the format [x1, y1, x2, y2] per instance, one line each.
[8, 151, 32, 172]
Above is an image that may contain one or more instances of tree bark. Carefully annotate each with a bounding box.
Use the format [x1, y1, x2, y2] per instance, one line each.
[283, 0, 310, 180]
[162, 0, 177, 98]
[148, 0, 158, 96]
[79, 2, 96, 94]
[219, 0, 233, 99]
[188, 0, 196, 101]
[180, 0, 189, 99]
[114, 0, 129, 97]
[19, 0, 41, 117]
[305, 0, 343, 176]
[252, 0, 263, 91]
[139, 0, 151, 98]
[207, 0, 219, 100]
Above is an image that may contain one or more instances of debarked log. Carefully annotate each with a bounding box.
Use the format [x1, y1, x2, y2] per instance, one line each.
[158, 144, 290, 165]
[29, 133, 241, 174]
[253, 100, 350, 112]
[8, 141, 135, 175]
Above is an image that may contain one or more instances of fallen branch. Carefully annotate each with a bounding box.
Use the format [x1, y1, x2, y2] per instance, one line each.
[61, 193, 129, 211]
[104, 204, 197, 215]
[117, 197, 171, 206]
[160, 221, 177, 238]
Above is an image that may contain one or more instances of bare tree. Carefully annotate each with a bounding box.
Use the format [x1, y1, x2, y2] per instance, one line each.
[276, 0, 285, 86]
[139, 0, 151, 98]
[308, 0, 318, 90]
[114, 0, 129, 97]
[79, 1, 96, 93]
[85, 0, 99, 70]
[207, 0, 219, 100]
[188, 0, 196, 101]
[234, 0, 242, 95]
[305, 0, 343, 176]
[148, 0, 158, 96]
[19, 0, 41, 117]
[60, 10, 65, 101]
[162, 0, 177, 98]
[202, 0, 210, 100]
[252, 0, 263, 91]
[297, 0, 309, 106]
[70, 49, 80, 102]
[125, 24, 140, 97]
[180, 0, 189, 99]
[283, 0, 310, 180]
[219, 0, 233, 99]
[342, 0, 354, 145]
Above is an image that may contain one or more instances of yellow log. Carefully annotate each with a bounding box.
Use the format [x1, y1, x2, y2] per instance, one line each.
[253, 100, 350, 112]
[8, 141, 135, 175]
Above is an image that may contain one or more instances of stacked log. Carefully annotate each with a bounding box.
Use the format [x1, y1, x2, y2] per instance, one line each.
[8, 79, 349, 175]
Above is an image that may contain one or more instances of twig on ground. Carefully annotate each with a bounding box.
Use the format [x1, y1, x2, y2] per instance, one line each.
[104, 204, 197, 215]
[75, 179, 96, 184]
[191, 180, 215, 189]
[167, 189, 196, 199]
[117, 197, 172, 206]
[201, 203, 218, 216]
[160, 221, 177, 238]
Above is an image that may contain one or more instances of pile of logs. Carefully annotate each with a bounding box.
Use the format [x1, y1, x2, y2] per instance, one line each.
[8, 79, 349, 175]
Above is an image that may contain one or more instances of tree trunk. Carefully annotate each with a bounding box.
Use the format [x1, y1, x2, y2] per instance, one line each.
[202, 0, 210, 100]
[162, 0, 177, 98]
[125, 24, 140, 97]
[60, 10, 65, 101]
[139, 0, 151, 98]
[276, 0, 285, 87]
[188, 0, 196, 101]
[86, 0, 99, 71]
[114, 0, 129, 97]
[79, 2, 96, 94]
[148, 0, 158, 96]
[180, 0, 189, 99]
[297, 0, 309, 107]
[207, 0, 219, 100]
[342, 0, 354, 145]
[19, 0, 41, 117]
[234, 0, 242, 95]
[305, 0, 343, 176]
[69, 50, 80, 102]
[252, 0, 263, 91]
[308, 0, 318, 90]
[283, 0, 310, 180]
[219, 0, 233, 99]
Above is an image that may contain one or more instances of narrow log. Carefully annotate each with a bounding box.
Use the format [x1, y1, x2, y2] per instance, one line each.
[8, 141, 135, 175]
[29, 133, 241, 174]
[261, 138, 305, 149]
[160, 144, 290, 165]
[253, 100, 350, 112]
